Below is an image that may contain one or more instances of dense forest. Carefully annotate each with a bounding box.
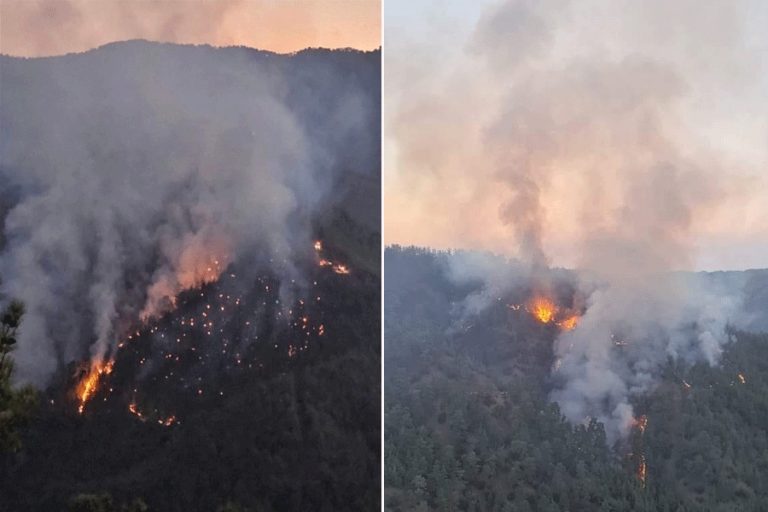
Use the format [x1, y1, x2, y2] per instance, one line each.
[385, 246, 768, 512]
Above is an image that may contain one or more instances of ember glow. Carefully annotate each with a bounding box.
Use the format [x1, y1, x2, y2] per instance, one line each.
[637, 455, 647, 487]
[76, 359, 114, 414]
[519, 295, 580, 330]
[633, 415, 648, 435]
[333, 264, 350, 275]
[313, 239, 351, 275]
[140, 244, 232, 322]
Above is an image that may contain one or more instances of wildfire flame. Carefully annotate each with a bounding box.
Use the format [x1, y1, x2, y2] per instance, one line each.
[527, 296, 557, 323]
[637, 454, 647, 487]
[557, 314, 579, 331]
[76, 359, 114, 414]
[522, 295, 580, 330]
[313, 240, 351, 275]
[332, 264, 350, 275]
[737, 373, 746, 384]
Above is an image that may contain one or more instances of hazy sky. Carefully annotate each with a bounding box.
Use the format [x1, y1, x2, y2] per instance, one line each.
[384, 0, 768, 271]
[0, 0, 380, 56]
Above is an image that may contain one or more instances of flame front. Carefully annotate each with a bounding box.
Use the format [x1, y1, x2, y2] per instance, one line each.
[76, 359, 114, 414]
[527, 296, 557, 324]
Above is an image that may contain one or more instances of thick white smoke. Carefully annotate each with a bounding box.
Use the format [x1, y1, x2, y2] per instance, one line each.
[0, 41, 377, 385]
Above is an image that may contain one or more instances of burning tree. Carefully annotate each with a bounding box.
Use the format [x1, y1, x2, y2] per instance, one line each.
[0, 300, 37, 452]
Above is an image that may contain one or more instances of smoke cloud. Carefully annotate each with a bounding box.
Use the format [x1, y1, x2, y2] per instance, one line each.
[387, 0, 767, 441]
[0, 42, 378, 385]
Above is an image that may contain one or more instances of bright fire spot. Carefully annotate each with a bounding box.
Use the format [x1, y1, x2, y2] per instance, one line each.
[557, 315, 579, 331]
[318, 259, 333, 267]
[637, 454, 647, 487]
[128, 401, 145, 421]
[738, 373, 746, 384]
[314, 240, 322, 251]
[682, 380, 692, 390]
[76, 360, 114, 414]
[333, 264, 350, 275]
[527, 296, 557, 324]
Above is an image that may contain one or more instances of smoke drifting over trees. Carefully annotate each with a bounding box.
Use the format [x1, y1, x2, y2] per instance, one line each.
[387, 0, 767, 440]
[0, 41, 379, 385]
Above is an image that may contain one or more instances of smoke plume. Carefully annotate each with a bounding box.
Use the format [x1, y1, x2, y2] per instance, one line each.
[0, 41, 378, 385]
[387, 0, 766, 441]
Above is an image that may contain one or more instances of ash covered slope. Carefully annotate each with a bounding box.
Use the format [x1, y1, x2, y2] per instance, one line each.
[0, 42, 379, 511]
[385, 246, 768, 512]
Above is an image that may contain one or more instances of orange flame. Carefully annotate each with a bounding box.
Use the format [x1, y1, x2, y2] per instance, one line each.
[527, 296, 557, 324]
[76, 359, 114, 414]
[557, 314, 579, 331]
[737, 373, 746, 384]
[637, 454, 647, 487]
[314, 240, 323, 251]
[333, 264, 350, 275]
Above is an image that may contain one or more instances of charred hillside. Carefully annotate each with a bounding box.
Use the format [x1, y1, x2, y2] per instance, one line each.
[385, 246, 768, 512]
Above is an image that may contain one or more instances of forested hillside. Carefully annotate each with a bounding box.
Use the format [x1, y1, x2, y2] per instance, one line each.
[0, 42, 380, 512]
[384, 246, 768, 512]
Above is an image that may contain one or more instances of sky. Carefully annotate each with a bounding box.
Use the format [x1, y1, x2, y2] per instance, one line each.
[0, 0, 380, 57]
[384, 0, 768, 271]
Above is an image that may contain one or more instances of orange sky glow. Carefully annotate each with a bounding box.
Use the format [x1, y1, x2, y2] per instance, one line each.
[0, 0, 380, 57]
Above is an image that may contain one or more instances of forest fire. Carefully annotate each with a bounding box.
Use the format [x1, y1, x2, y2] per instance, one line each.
[333, 264, 350, 275]
[140, 251, 230, 321]
[76, 359, 114, 414]
[129, 400, 176, 427]
[528, 296, 557, 323]
[313, 239, 351, 275]
[556, 314, 579, 331]
[69, 237, 342, 421]
[637, 455, 647, 487]
[516, 295, 581, 330]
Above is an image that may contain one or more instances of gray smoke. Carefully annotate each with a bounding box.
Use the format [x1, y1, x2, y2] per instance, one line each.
[392, 0, 766, 441]
[0, 41, 376, 385]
